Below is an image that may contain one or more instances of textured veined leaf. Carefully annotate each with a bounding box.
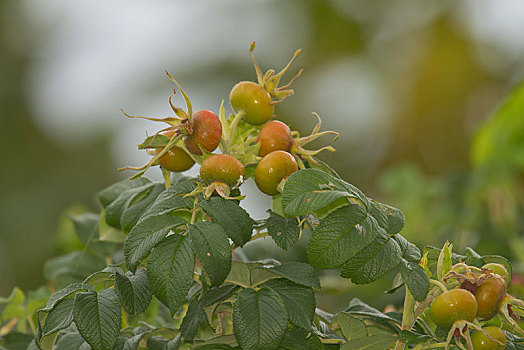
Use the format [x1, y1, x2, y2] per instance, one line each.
[188, 222, 232, 286]
[343, 298, 399, 331]
[123, 195, 192, 271]
[335, 312, 367, 340]
[180, 296, 207, 340]
[368, 199, 405, 235]
[278, 328, 323, 350]
[37, 285, 92, 350]
[225, 261, 276, 288]
[54, 332, 90, 350]
[40, 298, 74, 337]
[400, 261, 429, 302]
[198, 197, 254, 247]
[267, 262, 320, 289]
[120, 183, 165, 233]
[73, 289, 121, 350]
[265, 210, 300, 251]
[340, 334, 396, 350]
[263, 278, 315, 330]
[104, 182, 156, 230]
[147, 234, 195, 315]
[340, 222, 402, 284]
[146, 335, 181, 350]
[114, 269, 152, 314]
[281, 169, 368, 217]
[307, 204, 368, 269]
[233, 288, 288, 350]
[394, 235, 421, 263]
[98, 178, 151, 208]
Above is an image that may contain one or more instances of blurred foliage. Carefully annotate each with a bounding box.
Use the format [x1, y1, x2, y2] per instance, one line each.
[1, 0, 524, 317]
[0, 0, 120, 295]
[379, 81, 524, 297]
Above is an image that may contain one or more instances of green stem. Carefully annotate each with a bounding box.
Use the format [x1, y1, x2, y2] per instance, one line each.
[190, 197, 200, 225]
[161, 168, 171, 189]
[430, 279, 448, 293]
[320, 338, 345, 345]
[416, 342, 448, 349]
[395, 286, 415, 350]
[250, 231, 269, 241]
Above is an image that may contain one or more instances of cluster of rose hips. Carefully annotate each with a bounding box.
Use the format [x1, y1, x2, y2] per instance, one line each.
[120, 42, 337, 198]
[427, 262, 523, 349]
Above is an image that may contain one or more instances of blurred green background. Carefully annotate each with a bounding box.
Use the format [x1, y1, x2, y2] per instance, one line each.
[2, 0, 524, 312]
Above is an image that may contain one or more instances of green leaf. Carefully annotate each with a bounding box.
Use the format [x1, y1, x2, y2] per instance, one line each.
[394, 235, 421, 263]
[340, 226, 402, 284]
[169, 176, 199, 195]
[54, 333, 90, 350]
[147, 234, 195, 315]
[104, 182, 155, 230]
[340, 334, 396, 350]
[137, 134, 170, 149]
[83, 266, 121, 286]
[202, 284, 239, 306]
[98, 178, 151, 208]
[225, 261, 276, 288]
[233, 288, 288, 350]
[263, 279, 315, 330]
[189, 222, 232, 286]
[198, 197, 254, 247]
[194, 344, 237, 350]
[124, 195, 192, 271]
[41, 298, 74, 336]
[114, 269, 152, 314]
[343, 299, 399, 332]
[98, 212, 127, 243]
[180, 296, 207, 340]
[335, 313, 367, 340]
[368, 199, 405, 235]
[25, 287, 52, 320]
[307, 205, 368, 268]
[43, 251, 105, 286]
[265, 210, 300, 251]
[120, 183, 165, 233]
[436, 241, 453, 282]
[278, 328, 323, 350]
[191, 335, 237, 348]
[281, 169, 368, 217]
[0, 333, 35, 350]
[146, 335, 181, 350]
[0, 287, 25, 320]
[472, 81, 524, 171]
[70, 213, 113, 255]
[398, 330, 433, 346]
[73, 289, 121, 350]
[267, 262, 320, 289]
[400, 261, 429, 302]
